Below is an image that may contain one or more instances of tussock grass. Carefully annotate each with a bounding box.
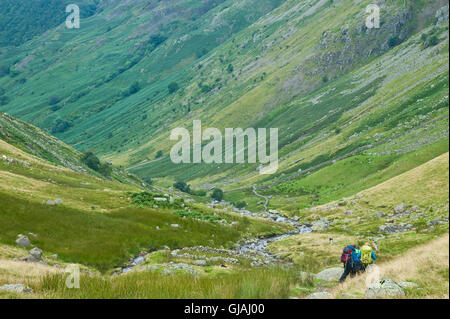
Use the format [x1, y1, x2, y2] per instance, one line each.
[0, 191, 241, 272]
[37, 266, 305, 299]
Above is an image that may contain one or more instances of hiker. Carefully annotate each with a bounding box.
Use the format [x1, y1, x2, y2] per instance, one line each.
[358, 242, 376, 271]
[339, 244, 360, 283]
[353, 245, 363, 274]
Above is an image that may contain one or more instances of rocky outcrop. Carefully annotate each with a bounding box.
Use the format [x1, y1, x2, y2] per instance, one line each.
[394, 203, 408, 214]
[365, 278, 405, 298]
[29, 247, 43, 261]
[378, 222, 414, 234]
[15, 235, 31, 248]
[311, 218, 330, 231]
[315, 267, 343, 281]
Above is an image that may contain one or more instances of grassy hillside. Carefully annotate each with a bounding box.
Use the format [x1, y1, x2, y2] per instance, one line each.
[0, 122, 290, 273]
[0, 1, 447, 195]
[268, 151, 449, 273]
[0, 0, 448, 300]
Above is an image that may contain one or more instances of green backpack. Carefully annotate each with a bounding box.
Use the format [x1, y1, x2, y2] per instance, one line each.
[361, 245, 373, 265]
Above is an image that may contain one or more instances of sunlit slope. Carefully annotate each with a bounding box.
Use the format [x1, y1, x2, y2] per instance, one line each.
[0, 0, 448, 191]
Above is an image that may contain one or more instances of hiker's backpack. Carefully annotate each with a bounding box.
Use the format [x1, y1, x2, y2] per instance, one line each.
[361, 245, 373, 265]
[341, 246, 354, 264]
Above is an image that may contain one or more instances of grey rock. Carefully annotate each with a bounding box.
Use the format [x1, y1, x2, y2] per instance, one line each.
[410, 205, 420, 213]
[54, 198, 63, 204]
[132, 256, 145, 266]
[194, 260, 207, 266]
[15, 235, 31, 248]
[30, 247, 43, 260]
[311, 220, 329, 231]
[163, 262, 197, 276]
[378, 223, 413, 234]
[0, 284, 33, 294]
[46, 200, 56, 206]
[315, 267, 343, 281]
[365, 278, 405, 298]
[394, 203, 408, 214]
[170, 224, 179, 228]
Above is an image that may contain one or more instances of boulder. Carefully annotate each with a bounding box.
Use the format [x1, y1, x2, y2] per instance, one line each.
[305, 292, 333, 299]
[46, 200, 56, 206]
[54, 198, 63, 204]
[311, 219, 329, 231]
[315, 267, 343, 281]
[15, 235, 31, 248]
[365, 278, 405, 298]
[29, 247, 43, 261]
[394, 203, 408, 214]
[0, 284, 33, 294]
[194, 260, 207, 266]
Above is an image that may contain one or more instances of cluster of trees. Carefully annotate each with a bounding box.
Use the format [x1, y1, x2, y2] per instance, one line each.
[81, 151, 112, 177]
[122, 81, 141, 97]
[211, 188, 223, 202]
[233, 201, 247, 209]
[168, 82, 180, 94]
[173, 181, 191, 194]
[421, 30, 440, 48]
[173, 181, 221, 198]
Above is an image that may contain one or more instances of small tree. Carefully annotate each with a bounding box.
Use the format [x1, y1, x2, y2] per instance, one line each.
[128, 81, 141, 95]
[428, 35, 439, 47]
[174, 181, 190, 193]
[81, 151, 101, 171]
[168, 82, 180, 94]
[388, 37, 398, 48]
[211, 188, 224, 202]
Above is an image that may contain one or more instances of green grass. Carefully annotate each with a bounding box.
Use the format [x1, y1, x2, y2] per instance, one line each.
[0, 191, 285, 272]
[268, 138, 448, 210]
[36, 266, 306, 299]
